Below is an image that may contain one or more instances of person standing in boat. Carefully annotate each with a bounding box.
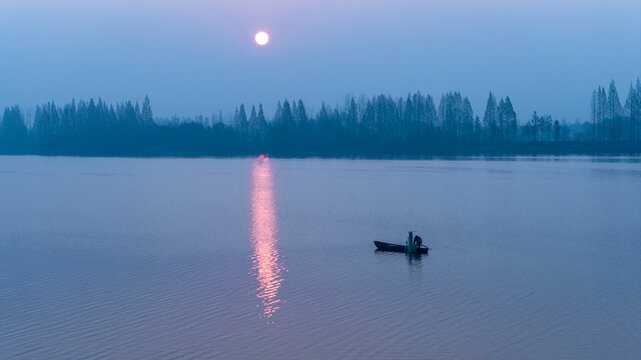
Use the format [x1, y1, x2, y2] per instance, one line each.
[414, 234, 423, 250]
[407, 231, 423, 253]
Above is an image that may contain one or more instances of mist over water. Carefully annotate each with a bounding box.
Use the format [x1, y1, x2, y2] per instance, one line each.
[0, 156, 640, 359]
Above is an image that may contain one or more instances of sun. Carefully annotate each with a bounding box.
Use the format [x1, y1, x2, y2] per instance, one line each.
[255, 31, 269, 46]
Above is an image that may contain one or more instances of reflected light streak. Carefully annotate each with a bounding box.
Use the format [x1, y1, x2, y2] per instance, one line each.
[250, 156, 285, 321]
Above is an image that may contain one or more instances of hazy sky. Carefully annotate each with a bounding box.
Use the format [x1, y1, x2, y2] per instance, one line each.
[1, 0, 639, 122]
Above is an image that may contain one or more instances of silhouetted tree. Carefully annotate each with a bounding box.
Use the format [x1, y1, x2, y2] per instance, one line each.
[553, 120, 561, 142]
[0, 106, 28, 153]
[498, 97, 517, 141]
[526, 111, 540, 141]
[235, 104, 248, 139]
[624, 79, 641, 141]
[607, 81, 623, 141]
[141, 96, 153, 127]
[248, 105, 259, 146]
[483, 92, 498, 142]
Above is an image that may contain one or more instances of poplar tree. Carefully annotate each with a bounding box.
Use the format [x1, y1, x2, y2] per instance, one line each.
[483, 92, 498, 142]
[141, 96, 153, 126]
[0, 106, 28, 153]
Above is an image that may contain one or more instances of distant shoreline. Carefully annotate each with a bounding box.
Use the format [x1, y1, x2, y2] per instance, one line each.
[2, 80, 640, 159]
[2, 142, 639, 159]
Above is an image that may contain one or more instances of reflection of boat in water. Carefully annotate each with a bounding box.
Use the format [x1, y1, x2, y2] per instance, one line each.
[250, 156, 285, 321]
[374, 241, 429, 254]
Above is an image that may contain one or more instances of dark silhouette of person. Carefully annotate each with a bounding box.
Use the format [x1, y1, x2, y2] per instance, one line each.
[413, 235, 423, 250]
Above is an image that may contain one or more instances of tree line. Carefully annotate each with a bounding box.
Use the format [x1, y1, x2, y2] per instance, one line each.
[591, 79, 641, 142]
[1, 79, 640, 157]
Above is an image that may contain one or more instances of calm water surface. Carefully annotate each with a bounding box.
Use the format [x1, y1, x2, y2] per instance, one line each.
[1, 156, 640, 359]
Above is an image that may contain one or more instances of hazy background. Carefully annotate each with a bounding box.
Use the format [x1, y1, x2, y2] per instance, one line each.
[1, 0, 639, 121]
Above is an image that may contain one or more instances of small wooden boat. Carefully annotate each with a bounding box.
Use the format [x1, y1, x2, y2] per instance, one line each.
[374, 241, 429, 254]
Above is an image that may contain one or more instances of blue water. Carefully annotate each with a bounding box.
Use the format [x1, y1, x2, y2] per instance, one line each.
[1, 156, 640, 359]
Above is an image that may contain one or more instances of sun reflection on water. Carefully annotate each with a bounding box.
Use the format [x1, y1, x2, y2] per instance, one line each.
[250, 156, 285, 322]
